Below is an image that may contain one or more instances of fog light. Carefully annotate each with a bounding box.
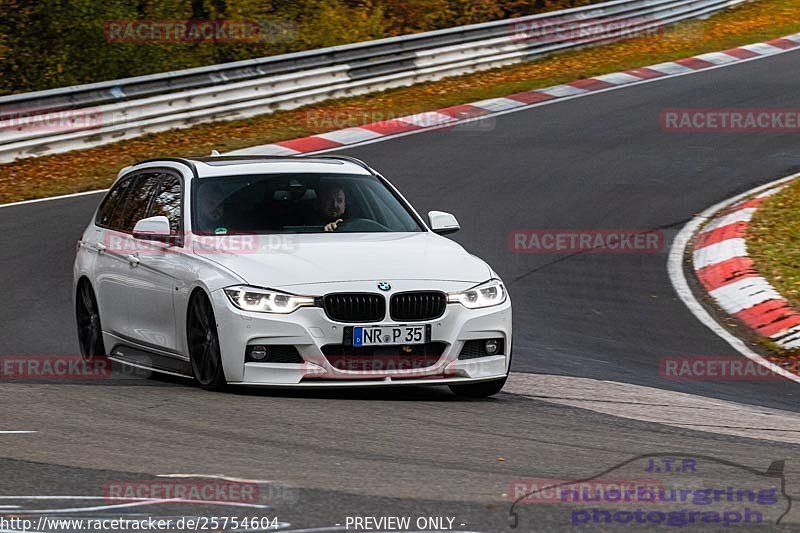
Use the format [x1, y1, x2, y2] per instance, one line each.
[485, 339, 499, 355]
[250, 345, 268, 361]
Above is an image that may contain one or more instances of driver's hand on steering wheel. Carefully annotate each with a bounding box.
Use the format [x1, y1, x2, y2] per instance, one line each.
[324, 219, 343, 232]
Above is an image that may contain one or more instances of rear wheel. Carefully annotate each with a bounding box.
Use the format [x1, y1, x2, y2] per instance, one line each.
[449, 376, 507, 398]
[187, 292, 227, 391]
[76, 280, 106, 360]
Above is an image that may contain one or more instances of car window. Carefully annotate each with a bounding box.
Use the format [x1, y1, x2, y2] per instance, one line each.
[95, 176, 132, 228]
[361, 184, 407, 229]
[148, 174, 182, 234]
[107, 173, 160, 232]
[192, 173, 422, 235]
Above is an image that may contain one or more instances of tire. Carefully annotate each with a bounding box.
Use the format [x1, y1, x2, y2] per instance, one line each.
[449, 376, 507, 398]
[187, 292, 227, 391]
[76, 280, 106, 360]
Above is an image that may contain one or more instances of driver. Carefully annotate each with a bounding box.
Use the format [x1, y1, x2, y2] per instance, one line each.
[309, 182, 347, 232]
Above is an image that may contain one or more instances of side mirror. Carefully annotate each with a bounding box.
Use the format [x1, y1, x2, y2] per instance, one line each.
[428, 211, 460, 235]
[133, 215, 172, 242]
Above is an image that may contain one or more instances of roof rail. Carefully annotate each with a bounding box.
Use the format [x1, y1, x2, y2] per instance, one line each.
[130, 154, 375, 178]
[312, 155, 376, 175]
[132, 157, 199, 178]
[190, 154, 377, 174]
[193, 154, 314, 162]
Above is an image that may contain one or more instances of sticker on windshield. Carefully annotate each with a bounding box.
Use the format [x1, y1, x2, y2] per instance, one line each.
[214, 227, 228, 235]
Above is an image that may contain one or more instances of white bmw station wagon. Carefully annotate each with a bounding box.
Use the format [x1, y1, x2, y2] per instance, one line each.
[74, 155, 512, 396]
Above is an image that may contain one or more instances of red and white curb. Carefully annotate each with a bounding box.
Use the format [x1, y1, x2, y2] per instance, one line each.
[692, 182, 800, 351]
[229, 33, 800, 157]
[669, 175, 800, 384]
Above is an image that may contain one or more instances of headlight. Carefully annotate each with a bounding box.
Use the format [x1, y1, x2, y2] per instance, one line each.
[447, 279, 507, 309]
[224, 286, 316, 314]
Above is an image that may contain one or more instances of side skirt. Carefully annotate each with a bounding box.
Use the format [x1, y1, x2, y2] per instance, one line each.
[109, 343, 193, 378]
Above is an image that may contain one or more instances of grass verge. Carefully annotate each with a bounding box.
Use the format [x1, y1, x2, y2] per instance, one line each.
[2, 0, 800, 203]
[746, 179, 800, 373]
[748, 180, 800, 314]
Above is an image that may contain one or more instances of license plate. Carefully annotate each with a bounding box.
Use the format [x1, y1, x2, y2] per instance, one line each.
[352, 325, 427, 347]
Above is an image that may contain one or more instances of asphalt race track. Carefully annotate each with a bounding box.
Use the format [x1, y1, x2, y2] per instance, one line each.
[1, 49, 800, 531]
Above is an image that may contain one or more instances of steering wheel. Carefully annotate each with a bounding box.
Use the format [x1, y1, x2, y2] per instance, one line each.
[334, 218, 390, 232]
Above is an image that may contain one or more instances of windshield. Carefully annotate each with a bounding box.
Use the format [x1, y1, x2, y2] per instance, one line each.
[191, 173, 424, 235]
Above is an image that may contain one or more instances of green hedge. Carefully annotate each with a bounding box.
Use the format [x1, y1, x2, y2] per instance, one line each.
[0, 0, 602, 95]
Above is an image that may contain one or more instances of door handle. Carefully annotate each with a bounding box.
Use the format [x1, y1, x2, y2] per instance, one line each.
[80, 241, 106, 254]
[126, 253, 140, 266]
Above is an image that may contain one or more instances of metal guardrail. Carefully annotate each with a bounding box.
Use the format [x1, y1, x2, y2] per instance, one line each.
[0, 0, 745, 163]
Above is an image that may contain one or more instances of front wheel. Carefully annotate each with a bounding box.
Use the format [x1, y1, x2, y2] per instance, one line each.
[76, 280, 106, 360]
[187, 292, 227, 391]
[449, 376, 507, 398]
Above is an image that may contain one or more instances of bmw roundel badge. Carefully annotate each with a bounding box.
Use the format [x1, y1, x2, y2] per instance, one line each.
[377, 281, 391, 291]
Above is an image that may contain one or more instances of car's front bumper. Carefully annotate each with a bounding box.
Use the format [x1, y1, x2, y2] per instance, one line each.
[211, 285, 512, 386]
